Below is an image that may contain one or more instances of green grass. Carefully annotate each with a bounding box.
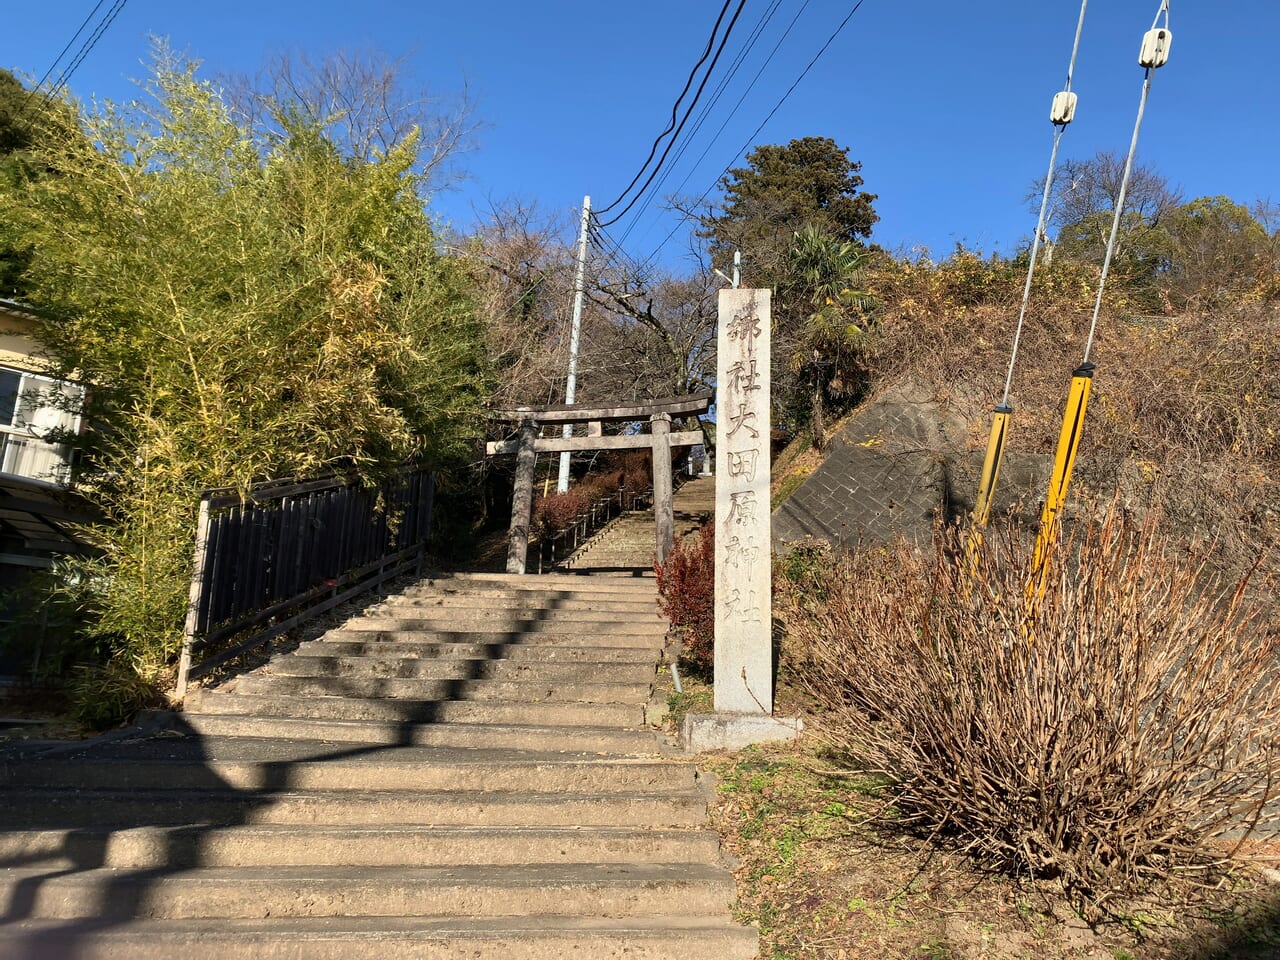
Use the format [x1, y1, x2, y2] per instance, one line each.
[665, 683, 712, 729]
[771, 471, 808, 510]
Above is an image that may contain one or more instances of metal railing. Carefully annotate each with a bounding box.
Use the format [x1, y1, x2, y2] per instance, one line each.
[535, 486, 654, 573]
[532, 468, 698, 573]
[175, 468, 434, 697]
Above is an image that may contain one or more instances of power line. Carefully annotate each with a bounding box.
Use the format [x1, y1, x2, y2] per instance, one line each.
[618, 0, 806, 250]
[19, 0, 130, 122]
[643, 0, 870, 268]
[588, 223, 631, 277]
[16, 0, 108, 118]
[595, 0, 749, 228]
[640, 0, 870, 271]
[615, 0, 788, 248]
[46, 0, 130, 102]
[589, 220, 650, 284]
[595, 0, 737, 216]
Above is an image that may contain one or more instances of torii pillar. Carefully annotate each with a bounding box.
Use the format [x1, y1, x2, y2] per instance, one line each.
[486, 394, 713, 574]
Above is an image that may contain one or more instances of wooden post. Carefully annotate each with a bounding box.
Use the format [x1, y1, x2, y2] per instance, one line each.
[506, 418, 539, 574]
[176, 496, 213, 701]
[651, 413, 674, 566]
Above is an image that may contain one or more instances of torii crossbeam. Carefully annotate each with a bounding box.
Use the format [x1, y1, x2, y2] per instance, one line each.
[486, 392, 713, 574]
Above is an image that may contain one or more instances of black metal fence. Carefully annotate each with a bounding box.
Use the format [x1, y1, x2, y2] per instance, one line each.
[176, 469, 434, 696]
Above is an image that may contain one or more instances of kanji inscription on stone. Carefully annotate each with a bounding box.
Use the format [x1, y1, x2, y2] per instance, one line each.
[715, 288, 772, 714]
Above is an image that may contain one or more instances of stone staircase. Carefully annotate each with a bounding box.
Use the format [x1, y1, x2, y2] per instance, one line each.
[0, 572, 756, 959]
[566, 476, 716, 571]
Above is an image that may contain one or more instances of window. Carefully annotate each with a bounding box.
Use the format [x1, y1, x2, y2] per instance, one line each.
[0, 369, 19, 426]
[0, 366, 83, 486]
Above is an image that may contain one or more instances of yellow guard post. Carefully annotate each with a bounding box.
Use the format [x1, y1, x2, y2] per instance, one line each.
[964, 403, 1013, 574]
[1026, 362, 1095, 617]
[973, 402, 1013, 529]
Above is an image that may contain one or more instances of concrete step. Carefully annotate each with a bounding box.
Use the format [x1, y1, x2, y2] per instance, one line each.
[258, 655, 654, 684]
[228, 674, 652, 703]
[0, 559, 752, 958]
[435, 577, 656, 592]
[183, 691, 643, 726]
[3, 916, 758, 960]
[567, 558, 658, 569]
[0, 824, 722, 868]
[294, 639, 659, 663]
[402, 582, 659, 603]
[3, 746, 696, 794]
[323, 628, 664, 649]
[429, 573, 657, 591]
[338, 617, 666, 636]
[0, 787, 709, 828]
[380, 595, 661, 614]
[572, 551, 661, 562]
[573, 542, 661, 552]
[167, 712, 658, 753]
[2, 863, 737, 920]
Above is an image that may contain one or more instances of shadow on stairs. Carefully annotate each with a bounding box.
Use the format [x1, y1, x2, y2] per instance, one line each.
[0, 569, 755, 959]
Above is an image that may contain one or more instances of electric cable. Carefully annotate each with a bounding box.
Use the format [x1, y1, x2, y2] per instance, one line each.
[595, 0, 737, 217]
[596, 0, 749, 228]
[588, 222, 643, 282]
[589, 220, 639, 269]
[15, 0, 108, 119]
[46, 0, 129, 103]
[663, 0, 812, 209]
[642, 0, 868, 268]
[614, 0, 789, 248]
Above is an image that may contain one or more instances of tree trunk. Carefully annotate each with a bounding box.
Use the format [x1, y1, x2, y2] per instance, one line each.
[810, 370, 826, 452]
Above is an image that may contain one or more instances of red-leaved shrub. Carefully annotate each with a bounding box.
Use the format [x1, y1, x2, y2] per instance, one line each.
[532, 455, 654, 540]
[654, 523, 715, 677]
[532, 487, 591, 536]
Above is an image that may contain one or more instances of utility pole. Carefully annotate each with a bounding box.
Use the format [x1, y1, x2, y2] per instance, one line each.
[557, 195, 591, 494]
[713, 248, 742, 289]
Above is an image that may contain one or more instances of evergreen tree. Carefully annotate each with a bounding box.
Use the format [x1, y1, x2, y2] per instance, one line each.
[699, 136, 878, 287]
[0, 68, 39, 296]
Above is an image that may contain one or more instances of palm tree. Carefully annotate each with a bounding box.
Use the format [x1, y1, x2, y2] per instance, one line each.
[783, 225, 875, 449]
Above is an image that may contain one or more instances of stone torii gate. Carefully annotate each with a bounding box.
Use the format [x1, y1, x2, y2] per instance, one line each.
[486, 392, 713, 574]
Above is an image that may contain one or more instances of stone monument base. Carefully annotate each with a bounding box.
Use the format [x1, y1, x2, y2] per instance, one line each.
[681, 712, 804, 753]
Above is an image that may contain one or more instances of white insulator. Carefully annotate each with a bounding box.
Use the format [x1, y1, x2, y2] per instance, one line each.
[1139, 28, 1172, 68]
[1050, 91, 1078, 125]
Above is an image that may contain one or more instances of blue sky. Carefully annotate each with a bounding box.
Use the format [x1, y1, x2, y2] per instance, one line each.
[6, 2, 1276, 270]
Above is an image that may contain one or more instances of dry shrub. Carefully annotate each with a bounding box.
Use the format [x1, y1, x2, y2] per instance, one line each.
[533, 485, 592, 537]
[532, 453, 654, 539]
[779, 509, 1280, 916]
[654, 523, 714, 677]
[862, 249, 1280, 578]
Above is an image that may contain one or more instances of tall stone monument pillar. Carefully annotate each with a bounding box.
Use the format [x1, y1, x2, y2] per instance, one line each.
[714, 289, 773, 714]
[682, 287, 802, 750]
